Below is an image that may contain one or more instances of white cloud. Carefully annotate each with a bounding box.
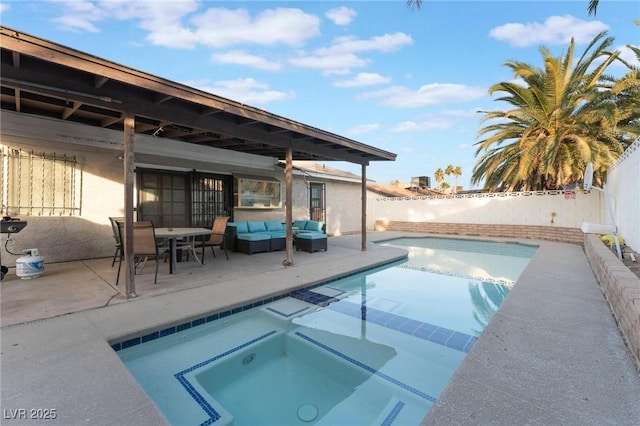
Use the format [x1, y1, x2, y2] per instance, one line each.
[289, 53, 369, 74]
[187, 78, 294, 105]
[489, 15, 609, 47]
[192, 7, 320, 48]
[326, 6, 356, 26]
[348, 123, 380, 135]
[317, 32, 413, 56]
[290, 32, 412, 74]
[334, 72, 391, 87]
[362, 83, 487, 108]
[391, 109, 483, 133]
[0, 3, 10, 13]
[48, 2, 320, 49]
[212, 51, 282, 71]
[51, 0, 106, 32]
[391, 120, 455, 132]
[616, 44, 640, 69]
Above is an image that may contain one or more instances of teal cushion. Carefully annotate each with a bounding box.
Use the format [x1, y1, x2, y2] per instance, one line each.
[234, 221, 248, 234]
[296, 232, 327, 240]
[265, 220, 284, 231]
[247, 221, 267, 232]
[269, 231, 286, 238]
[237, 233, 270, 241]
[305, 220, 324, 232]
[293, 220, 307, 229]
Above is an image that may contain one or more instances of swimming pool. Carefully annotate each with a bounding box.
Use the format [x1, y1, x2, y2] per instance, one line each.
[116, 237, 537, 425]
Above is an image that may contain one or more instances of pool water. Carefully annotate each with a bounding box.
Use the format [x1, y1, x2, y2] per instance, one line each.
[116, 237, 537, 425]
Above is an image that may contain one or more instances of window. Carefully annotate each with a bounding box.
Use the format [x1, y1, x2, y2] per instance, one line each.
[137, 170, 189, 228]
[137, 169, 233, 227]
[191, 173, 233, 227]
[234, 175, 282, 208]
[1, 147, 81, 216]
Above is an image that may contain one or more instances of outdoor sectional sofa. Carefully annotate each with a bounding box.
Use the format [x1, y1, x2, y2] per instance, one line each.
[225, 219, 326, 254]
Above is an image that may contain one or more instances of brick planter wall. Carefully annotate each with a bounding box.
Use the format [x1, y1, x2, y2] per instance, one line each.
[374, 220, 584, 245]
[584, 234, 640, 371]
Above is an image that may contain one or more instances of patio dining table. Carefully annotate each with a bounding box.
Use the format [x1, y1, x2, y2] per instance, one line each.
[155, 227, 212, 274]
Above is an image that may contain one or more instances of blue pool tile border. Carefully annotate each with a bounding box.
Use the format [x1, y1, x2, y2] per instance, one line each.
[172, 329, 429, 425]
[381, 401, 405, 426]
[292, 291, 478, 354]
[295, 331, 437, 403]
[110, 259, 404, 352]
[174, 330, 277, 426]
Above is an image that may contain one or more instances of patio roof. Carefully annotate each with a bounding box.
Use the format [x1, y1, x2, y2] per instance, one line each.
[0, 26, 396, 165]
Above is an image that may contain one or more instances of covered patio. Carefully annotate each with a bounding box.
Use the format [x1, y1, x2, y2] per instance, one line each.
[0, 26, 396, 298]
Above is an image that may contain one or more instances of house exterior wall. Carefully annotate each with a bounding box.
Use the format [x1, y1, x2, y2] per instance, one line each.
[0, 112, 364, 265]
[606, 138, 640, 252]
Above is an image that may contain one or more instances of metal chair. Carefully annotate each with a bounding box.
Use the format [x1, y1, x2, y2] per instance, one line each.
[108, 217, 124, 267]
[115, 221, 167, 285]
[197, 216, 229, 263]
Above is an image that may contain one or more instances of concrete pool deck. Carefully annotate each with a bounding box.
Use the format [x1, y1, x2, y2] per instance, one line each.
[1, 233, 639, 425]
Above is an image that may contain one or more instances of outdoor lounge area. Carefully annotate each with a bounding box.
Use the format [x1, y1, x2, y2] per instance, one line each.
[1, 232, 639, 425]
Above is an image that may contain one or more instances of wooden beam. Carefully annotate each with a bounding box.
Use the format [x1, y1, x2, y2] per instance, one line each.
[361, 164, 367, 251]
[284, 145, 294, 266]
[14, 88, 21, 112]
[94, 76, 109, 89]
[154, 94, 173, 104]
[123, 113, 137, 298]
[61, 101, 81, 120]
[101, 113, 123, 128]
[12, 51, 19, 68]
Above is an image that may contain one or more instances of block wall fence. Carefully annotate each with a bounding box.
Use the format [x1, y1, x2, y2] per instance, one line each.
[369, 190, 603, 245]
[585, 234, 640, 371]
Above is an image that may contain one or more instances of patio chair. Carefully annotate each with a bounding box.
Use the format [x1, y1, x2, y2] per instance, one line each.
[197, 216, 229, 263]
[115, 221, 168, 286]
[108, 216, 124, 267]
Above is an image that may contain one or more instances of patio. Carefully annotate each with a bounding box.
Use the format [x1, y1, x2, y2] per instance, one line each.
[1, 232, 639, 425]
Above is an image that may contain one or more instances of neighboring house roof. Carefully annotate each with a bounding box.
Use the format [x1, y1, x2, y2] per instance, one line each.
[368, 182, 444, 197]
[407, 186, 444, 196]
[367, 182, 420, 197]
[281, 161, 363, 183]
[0, 26, 396, 166]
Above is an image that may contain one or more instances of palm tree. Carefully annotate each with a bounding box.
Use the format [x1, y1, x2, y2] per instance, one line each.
[434, 168, 445, 186]
[452, 166, 462, 194]
[609, 38, 640, 138]
[472, 32, 634, 191]
[444, 164, 454, 188]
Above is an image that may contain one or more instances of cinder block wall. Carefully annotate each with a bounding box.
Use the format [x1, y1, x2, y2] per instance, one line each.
[584, 233, 640, 372]
[374, 220, 584, 245]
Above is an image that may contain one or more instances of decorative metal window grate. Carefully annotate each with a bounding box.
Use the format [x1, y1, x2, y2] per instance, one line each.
[1, 147, 81, 216]
[192, 174, 231, 227]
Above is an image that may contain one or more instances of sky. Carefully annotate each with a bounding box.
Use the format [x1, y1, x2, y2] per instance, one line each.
[1, 0, 638, 189]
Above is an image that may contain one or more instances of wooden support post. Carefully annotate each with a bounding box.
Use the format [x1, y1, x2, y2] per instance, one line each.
[361, 163, 367, 251]
[123, 113, 137, 298]
[284, 145, 294, 266]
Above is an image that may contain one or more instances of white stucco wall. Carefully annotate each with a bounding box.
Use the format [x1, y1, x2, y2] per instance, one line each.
[607, 138, 640, 252]
[367, 190, 605, 230]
